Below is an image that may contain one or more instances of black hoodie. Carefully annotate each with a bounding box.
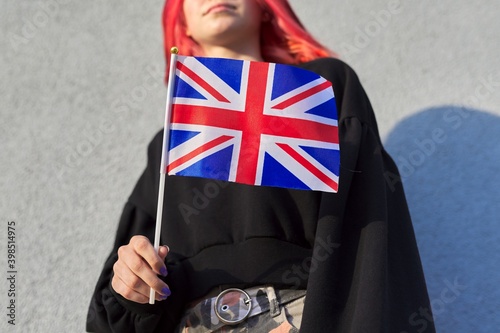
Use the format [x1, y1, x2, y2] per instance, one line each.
[87, 58, 435, 333]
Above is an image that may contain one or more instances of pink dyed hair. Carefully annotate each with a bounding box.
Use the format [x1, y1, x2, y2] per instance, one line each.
[162, 0, 335, 71]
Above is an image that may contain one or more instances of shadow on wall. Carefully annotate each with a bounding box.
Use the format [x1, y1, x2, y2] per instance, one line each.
[384, 106, 500, 333]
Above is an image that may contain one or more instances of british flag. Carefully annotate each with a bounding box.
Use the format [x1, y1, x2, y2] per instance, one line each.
[165, 56, 340, 192]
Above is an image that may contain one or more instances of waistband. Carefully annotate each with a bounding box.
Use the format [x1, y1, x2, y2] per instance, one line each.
[178, 285, 306, 331]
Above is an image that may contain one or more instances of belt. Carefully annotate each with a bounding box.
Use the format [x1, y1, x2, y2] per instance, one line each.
[179, 285, 306, 331]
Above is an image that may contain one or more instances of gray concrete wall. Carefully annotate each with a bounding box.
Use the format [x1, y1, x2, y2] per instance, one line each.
[1, 0, 498, 332]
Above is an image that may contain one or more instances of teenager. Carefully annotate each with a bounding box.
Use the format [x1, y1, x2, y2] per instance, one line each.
[87, 1, 435, 332]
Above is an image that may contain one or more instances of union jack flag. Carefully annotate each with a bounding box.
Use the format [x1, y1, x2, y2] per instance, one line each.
[165, 56, 340, 192]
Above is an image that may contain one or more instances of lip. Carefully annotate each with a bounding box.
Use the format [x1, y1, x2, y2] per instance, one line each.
[203, 3, 237, 15]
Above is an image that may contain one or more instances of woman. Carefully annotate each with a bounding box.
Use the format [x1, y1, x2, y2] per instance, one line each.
[87, 1, 435, 332]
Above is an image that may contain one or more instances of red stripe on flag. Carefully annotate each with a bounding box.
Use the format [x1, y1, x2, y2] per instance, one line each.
[167, 135, 233, 173]
[171, 104, 339, 144]
[177, 62, 230, 103]
[272, 81, 332, 110]
[276, 143, 338, 192]
[235, 62, 269, 185]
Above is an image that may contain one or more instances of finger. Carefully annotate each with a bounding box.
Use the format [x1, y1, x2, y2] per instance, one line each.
[114, 258, 171, 299]
[130, 236, 167, 276]
[111, 273, 169, 303]
[111, 272, 149, 304]
[117, 249, 170, 295]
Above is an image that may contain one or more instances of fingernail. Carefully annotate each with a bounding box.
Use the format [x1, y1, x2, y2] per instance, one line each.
[161, 287, 171, 297]
[160, 267, 168, 277]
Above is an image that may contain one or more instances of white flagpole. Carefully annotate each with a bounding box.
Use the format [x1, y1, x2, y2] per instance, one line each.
[149, 47, 179, 304]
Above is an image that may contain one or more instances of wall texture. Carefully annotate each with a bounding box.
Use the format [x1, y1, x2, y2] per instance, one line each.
[1, 0, 498, 332]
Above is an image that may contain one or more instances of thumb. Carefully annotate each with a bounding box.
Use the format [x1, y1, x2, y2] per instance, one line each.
[157, 246, 170, 277]
[158, 245, 170, 261]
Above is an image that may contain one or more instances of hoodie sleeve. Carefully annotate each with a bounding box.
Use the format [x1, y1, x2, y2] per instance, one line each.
[86, 133, 180, 333]
[298, 58, 435, 333]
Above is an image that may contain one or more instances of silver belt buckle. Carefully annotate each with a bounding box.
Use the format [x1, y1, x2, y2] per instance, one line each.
[214, 288, 252, 325]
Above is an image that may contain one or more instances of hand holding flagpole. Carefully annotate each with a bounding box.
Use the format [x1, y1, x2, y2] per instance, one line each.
[149, 47, 179, 304]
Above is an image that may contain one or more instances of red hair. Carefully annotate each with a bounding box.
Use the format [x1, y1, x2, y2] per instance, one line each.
[162, 0, 335, 72]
